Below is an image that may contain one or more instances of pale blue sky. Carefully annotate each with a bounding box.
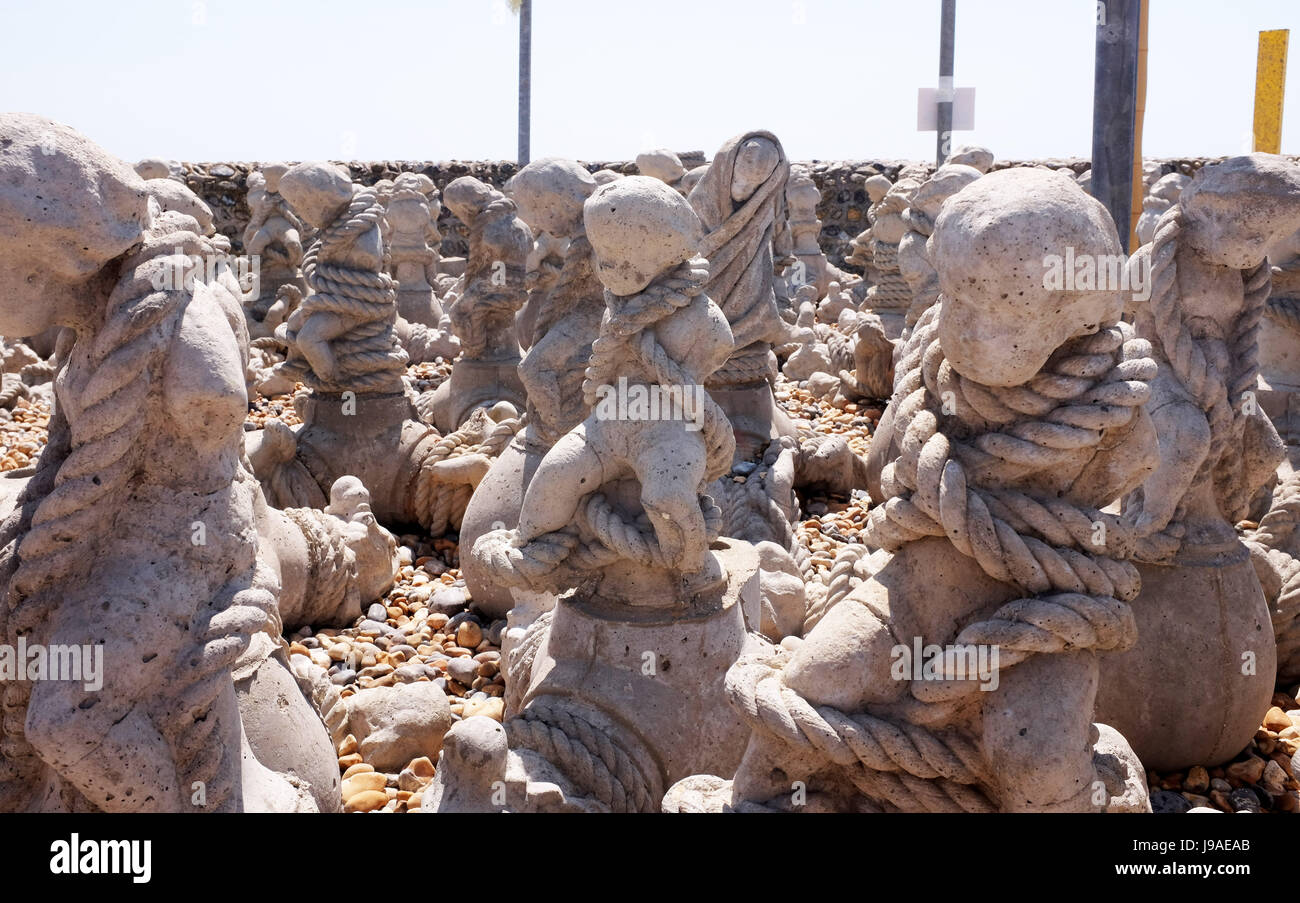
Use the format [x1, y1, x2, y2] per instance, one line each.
[0, 0, 1296, 163]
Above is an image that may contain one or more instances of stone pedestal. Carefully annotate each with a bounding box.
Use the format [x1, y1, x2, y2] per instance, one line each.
[708, 380, 797, 463]
[294, 391, 435, 527]
[518, 538, 762, 791]
[395, 284, 441, 328]
[429, 358, 526, 434]
[459, 432, 543, 620]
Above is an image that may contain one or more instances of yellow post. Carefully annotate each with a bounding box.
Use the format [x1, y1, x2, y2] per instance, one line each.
[1254, 29, 1289, 153]
[1130, 0, 1149, 250]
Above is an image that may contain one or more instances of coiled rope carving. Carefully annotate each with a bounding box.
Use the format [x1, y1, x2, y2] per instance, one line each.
[282, 506, 358, 625]
[1, 228, 265, 811]
[279, 189, 409, 393]
[1143, 206, 1271, 525]
[727, 300, 1156, 810]
[866, 241, 913, 309]
[505, 701, 663, 813]
[410, 410, 521, 535]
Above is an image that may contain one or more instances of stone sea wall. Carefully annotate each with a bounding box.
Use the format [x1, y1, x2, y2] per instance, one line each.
[177, 154, 1226, 270]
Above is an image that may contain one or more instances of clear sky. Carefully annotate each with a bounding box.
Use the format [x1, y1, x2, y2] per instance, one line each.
[0, 0, 1297, 164]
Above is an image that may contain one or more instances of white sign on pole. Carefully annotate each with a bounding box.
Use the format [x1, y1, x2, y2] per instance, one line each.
[917, 87, 976, 131]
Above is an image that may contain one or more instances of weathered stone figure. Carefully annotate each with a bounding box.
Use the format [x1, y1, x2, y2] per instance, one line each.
[0, 115, 335, 812]
[243, 163, 305, 324]
[689, 130, 796, 459]
[784, 164, 855, 300]
[433, 178, 757, 812]
[262, 163, 507, 537]
[1098, 155, 1300, 769]
[475, 176, 735, 596]
[679, 170, 1158, 813]
[896, 163, 982, 343]
[459, 158, 605, 619]
[428, 176, 533, 432]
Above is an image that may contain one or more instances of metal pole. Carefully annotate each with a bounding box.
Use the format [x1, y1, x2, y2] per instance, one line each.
[1129, 0, 1149, 250]
[937, 0, 955, 168]
[1254, 29, 1290, 153]
[1091, 0, 1141, 253]
[518, 0, 532, 166]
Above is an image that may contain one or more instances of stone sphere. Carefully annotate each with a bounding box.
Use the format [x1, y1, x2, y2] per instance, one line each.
[443, 176, 498, 225]
[279, 162, 354, 230]
[0, 113, 149, 282]
[948, 144, 994, 173]
[134, 157, 173, 180]
[505, 157, 597, 239]
[261, 162, 291, 192]
[1180, 154, 1300, 269]
[636, 148, 686, 184]
[909, 164, 982, 223]
[583, 176, 703, 296]
[144, 178, 215, 235]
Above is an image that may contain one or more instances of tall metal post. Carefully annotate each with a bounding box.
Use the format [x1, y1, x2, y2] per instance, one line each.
[1091, 0, 1141, 252]
[936, 0, 955, 167]
[518, 0, 532, 166]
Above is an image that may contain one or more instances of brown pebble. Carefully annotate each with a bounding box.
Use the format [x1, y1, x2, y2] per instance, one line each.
[1264, 706, 1292, 732]
[456, 621, 483, 648]
[1225, 756, 1266, 785]
[344, 790, 388, 813]
[341, 772, 386, 800]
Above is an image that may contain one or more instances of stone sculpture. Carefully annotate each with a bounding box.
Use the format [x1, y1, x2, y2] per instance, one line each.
[859, 176, 920, 340]
[1097, 155, 1300, 770]
[1135, 172, 1190, 247]
[845, 173, 895, 277]
[257, 163, 508, 538]
[385, 174, 446, 326]
[688, 130, 796, 459]
[243, 164, 306, 325]
[676, 169, 1158, 813]
[460, 159, 604, 620]
[426, 176, 532, 432]
[1255, 222, 1300, 484]
[431, 177, 758, 812]
[0, 114, 344, 813]
[896, 163, 982, 343]
[784, 164, 856, 300]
